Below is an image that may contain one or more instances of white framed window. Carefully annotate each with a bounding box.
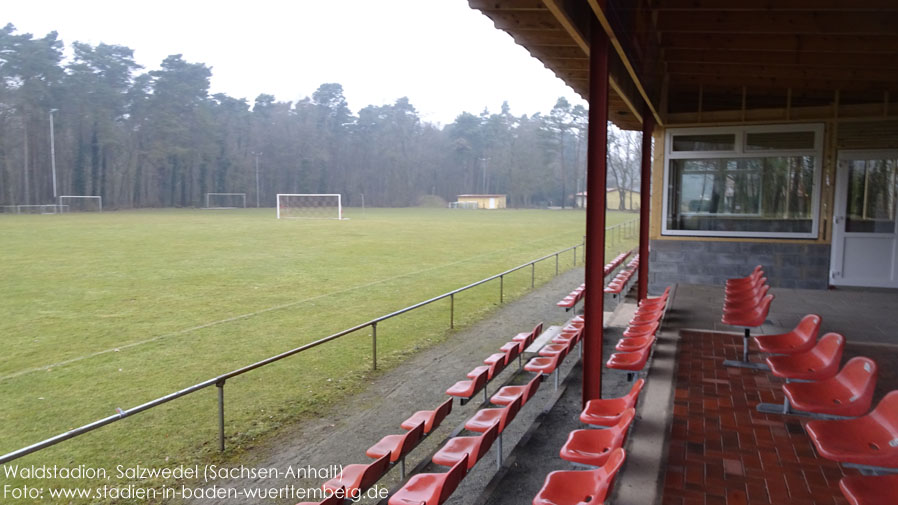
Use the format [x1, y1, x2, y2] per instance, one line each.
[662, 123, 824, 238]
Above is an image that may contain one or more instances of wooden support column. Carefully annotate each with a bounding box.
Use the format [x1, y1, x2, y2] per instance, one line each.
[582, 18, 610, 406]
[638, 112, 654, 302]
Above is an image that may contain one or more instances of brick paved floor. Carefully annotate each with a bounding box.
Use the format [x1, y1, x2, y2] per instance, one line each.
[661, 330, 851, 505]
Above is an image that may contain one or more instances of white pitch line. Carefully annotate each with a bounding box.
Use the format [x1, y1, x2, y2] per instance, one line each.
[1, 237, 574, 382]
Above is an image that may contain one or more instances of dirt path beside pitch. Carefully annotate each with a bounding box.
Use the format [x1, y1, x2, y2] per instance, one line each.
[176, 267, 585, 505]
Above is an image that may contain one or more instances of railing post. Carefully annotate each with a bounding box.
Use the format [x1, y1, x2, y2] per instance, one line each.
[450, 293, 455, 329]
[216, 379, 226, 452]
[555, 253, 559, 275]
[499, 275, 504, 304]
[371, 322, 377, 370]
[531, 263, 535, 288]
[573, 246, 577, 266]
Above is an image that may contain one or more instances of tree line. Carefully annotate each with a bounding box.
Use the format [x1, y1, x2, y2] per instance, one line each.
[0, 25, 642, 209]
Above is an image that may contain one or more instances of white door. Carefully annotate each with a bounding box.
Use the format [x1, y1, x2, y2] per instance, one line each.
[830, 150, 898, 287]
[488, 198, 496, 209]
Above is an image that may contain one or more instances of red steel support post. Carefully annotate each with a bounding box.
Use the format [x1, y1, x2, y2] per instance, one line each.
[638, 112, 654, 301]
[582, 19, 610, 405]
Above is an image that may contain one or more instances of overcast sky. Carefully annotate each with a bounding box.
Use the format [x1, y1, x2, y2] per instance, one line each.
[3, 0, 587, 125]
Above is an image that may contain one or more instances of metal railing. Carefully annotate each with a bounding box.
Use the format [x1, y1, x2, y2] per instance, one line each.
[1, 241, 588, 464]
[607, 218, 639, 246]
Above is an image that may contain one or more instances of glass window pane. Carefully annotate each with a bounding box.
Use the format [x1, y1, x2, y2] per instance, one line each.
[667, 156, 814, 234]
[672, 134, 735, 152]
[845, 159, 897, 233]
[745, 131, 815, 151]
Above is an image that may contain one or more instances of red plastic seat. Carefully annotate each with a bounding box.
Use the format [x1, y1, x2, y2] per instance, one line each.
[499, 340, 525, 354]
[615, 335, 655, 352]
[724, 280, 768, 306]
[432, 422, 499, 470]
[538, 341, 571, 357]
[491, 373, 542, 407]
[606, 346, 651, 371]
[524, 345, 569, 376]
[465, 396, 523, 434]
[512, 322, 544, 346]
[467, 356, 505, 381]
[623, 320, 658, 339]
[805, 391, 898, 467]
[580, 379, 644, 427]
[765, 332, 845, 381]
[366, 422, 425, 463]
[446, 368, 489, 400]
[638, 286, 671, 308]
[322, 453, 390, 497]
[487, 341, 520, 367]
[560, 409, 636, 466]
[552, 326, 582, 344]
[532, 448, 626, 505]
[629, 310, 663, 326]
[724, 265, 764, 288]
[783, 357, 878, 417]
[297, 487, 346, 505]
[721, 293, 773, 327]
[726, 265, 763, 286]
[753, 314, 821, 354]
[401, 398, 453, 434]
[388, 455, 468, 505]
[839, 474, 898, 505]
[723, 284, 771, 313]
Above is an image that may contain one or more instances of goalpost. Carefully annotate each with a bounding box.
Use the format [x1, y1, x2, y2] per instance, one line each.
[205, 193, 247, 209]
[59, 196, 102, 212]
[276, 194, 343, 220]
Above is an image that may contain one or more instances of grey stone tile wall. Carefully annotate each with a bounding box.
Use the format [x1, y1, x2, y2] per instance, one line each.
[648, 239, 831, 291]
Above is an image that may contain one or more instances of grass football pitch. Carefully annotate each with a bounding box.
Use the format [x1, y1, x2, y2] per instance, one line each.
[0, 207, 638, 500]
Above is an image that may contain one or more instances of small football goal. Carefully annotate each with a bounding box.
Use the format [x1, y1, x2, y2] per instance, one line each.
[449, 201, 479, 209]
[58, 196, 102, 212]
[10, 204, 67, 214]
[276, 194, 343, 220]
[205, 193, 247, 209]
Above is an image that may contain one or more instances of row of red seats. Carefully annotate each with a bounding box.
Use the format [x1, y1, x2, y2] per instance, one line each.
[556, 250, 637, 311]
[719, 267, 898, 505]
[532, 290, 666, 504]
[556, 283, 585, 310]
[721, 265, 775, 364]
[297, 323, 545, 505]
[524, 318, 582, 390]
[603, 255, 640, 296]
[606, 286, 670, 374]
[604, 250, 633, 277]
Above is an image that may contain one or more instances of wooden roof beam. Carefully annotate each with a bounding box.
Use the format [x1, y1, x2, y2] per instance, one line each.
[664, 49, 898, 69]
[648, 0, 898, 11]
[660, 33, 898, 53]
[656, 12, 898, 36]
[669, 63, 898, 84]
[670, 73, 898, 92]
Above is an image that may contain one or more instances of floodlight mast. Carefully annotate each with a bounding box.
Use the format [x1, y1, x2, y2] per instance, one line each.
[252, 152, 261, 208]
[49, 109, 58, 199]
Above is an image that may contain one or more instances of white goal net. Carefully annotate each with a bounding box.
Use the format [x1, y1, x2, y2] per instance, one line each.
[449, 201, 479, 209]
[205, 193, 247, 209]
[59, 196, 102, 212]
[277, 194, 343, 220]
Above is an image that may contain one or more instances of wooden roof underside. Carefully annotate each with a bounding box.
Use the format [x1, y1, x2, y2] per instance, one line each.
[469, 0, 645, 130]
[469, 0, 898, 127]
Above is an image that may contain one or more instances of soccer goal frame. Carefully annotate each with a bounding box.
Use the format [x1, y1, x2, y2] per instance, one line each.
[205, 193, 247, 209]
[276, 194, 343, 220]
[449, 201, 479, 209]
[58, 195, 102, 212]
